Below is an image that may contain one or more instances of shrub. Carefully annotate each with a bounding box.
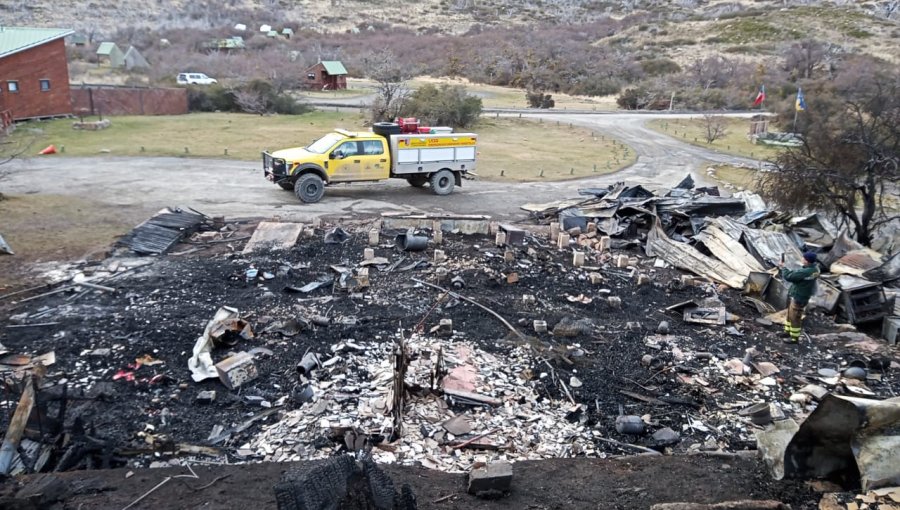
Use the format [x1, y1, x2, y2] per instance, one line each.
[401, 84, 482, 128]
[526, 90, 555, 109]
[188, 80, 310, 114]
[640, 58, 682, 76]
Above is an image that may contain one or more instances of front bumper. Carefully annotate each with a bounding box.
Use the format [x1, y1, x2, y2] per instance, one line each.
[262, 152, 288, 182]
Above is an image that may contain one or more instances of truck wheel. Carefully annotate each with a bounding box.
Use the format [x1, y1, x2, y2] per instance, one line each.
[430, 170, 455, 196]
[407, 174, 428, 188]
[278, 181, 294, 191]
[294, 174, 325, 203]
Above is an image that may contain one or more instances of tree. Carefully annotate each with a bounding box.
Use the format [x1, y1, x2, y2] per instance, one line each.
[702, 114, 728, 144]
[782, 39, 828, 80]
[758, 73, 900, 247]
[364, 49, 413, 123]
[401, 84, 482, 128]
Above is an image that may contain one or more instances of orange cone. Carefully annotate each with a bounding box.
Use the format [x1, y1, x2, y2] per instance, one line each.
[38, 145, 57, 155]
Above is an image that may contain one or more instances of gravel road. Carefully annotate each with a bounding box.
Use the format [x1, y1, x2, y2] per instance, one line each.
[2, 113, 764, 223]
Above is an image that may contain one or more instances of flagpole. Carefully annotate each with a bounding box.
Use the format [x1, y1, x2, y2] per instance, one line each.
[793, 109, 798, 132]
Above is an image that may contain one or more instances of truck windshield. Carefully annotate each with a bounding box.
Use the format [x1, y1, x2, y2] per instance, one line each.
[305, 133, 344, 154]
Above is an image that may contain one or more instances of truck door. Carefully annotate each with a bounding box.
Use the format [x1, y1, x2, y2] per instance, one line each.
[358, 140, 389, 180]
[329, 141, 363, 182]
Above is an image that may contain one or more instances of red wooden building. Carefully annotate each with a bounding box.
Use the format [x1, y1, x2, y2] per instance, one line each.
[305, 61, 348, 90]
[0, 27, 74, 122]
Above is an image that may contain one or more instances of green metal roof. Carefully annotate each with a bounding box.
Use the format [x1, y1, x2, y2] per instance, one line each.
[321, 61, 347, 75]
[96, 41, 120, 55]
[0, 27, 73, 59]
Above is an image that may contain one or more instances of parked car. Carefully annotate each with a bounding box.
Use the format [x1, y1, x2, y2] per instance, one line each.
[176, 73, 217, 85]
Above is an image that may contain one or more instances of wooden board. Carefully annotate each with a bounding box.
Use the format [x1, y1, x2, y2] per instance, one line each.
[242, 222, 303, 254]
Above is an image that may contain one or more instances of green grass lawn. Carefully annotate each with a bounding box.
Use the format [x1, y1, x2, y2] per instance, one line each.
[12, 112, 635, 182]
[647, 117, 782, 161]
[475, 117, 635, 181]
[709, 164, 761, 191]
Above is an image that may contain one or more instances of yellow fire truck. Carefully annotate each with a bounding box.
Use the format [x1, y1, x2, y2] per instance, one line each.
[262, 119, 478, 203]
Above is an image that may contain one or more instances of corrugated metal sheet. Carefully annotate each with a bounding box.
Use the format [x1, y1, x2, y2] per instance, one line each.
[694, 224, 766, 276]
[646, 220, 746, 289]
[0, 27, 73, 58]
[741, 228, 804, 267]
[119, 208, 208, 254]
[321, 61, 348, 75]
[831, 250, 883, 277]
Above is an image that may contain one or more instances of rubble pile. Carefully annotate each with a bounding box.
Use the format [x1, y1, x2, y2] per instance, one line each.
[0, 194, 897, 497]
[248, 334, 609, 470]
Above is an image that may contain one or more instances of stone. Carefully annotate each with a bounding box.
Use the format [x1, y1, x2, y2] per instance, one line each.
[573, 251, 585, 267]
[615, 255, 629, 268]
[586, 222, 597, 234]
[637, 273, 651, 285]
[557, 233, 571, 250]
[368, 229, 379, 246]
[651, 427, 681, 445]
[533, 320, 548, 333]
[589, 272, 604, 285]
[506, 272, 519, 284]
[755, 318, 773, 326]
[433, 229, 443, 245]
[364, 248, 375, 260]
[522, 294, 536, 306]
[215, 352, 259, 390]
[467, 461, 513, 498]
[657, 321, 670, 335]
[566, 226, 582, 236]
[504, 250, 515, 262]
[495, 232, 507, 246]
[196, 390, 217, 404]
[434, 249, 446, 263]
[607, 296, 622, 309]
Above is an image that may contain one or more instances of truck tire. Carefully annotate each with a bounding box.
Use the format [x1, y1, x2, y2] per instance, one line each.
[406, 174, 428, 188]
[430, 170, 455, 196]
[294, 174, 325, 203]
[278, 181, 294, 191]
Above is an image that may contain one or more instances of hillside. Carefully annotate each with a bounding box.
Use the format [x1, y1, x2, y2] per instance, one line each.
[5, 0, 900, 50]
[4, 0, 899, 113]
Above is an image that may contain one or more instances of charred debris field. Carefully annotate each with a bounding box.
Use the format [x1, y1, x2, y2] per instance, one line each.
[1, 214, 897, 475]
[0, 206, 898, 510]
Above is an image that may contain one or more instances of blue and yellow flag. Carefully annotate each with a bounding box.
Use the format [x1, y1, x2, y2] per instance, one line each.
[795, 88, 807, 112]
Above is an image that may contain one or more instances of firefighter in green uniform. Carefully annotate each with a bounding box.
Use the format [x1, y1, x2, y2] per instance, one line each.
[778, 251, 820, 344]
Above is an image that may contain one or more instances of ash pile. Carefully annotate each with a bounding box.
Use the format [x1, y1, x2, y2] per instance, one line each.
[0, 190, 897, 494]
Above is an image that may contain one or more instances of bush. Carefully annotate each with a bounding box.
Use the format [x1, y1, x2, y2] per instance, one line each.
[640, 58, 681, 76]
[188, 80, 311, 114]
[526, 90, 555, 109]
[401, 84, 482, 128]
[188, 85, 236, 112]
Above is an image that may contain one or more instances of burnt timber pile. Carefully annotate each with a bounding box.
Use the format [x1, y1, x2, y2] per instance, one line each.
[0, 179, 898, 509]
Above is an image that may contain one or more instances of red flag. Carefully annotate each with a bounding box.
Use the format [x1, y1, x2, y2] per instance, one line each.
[752, 85, 766, 107]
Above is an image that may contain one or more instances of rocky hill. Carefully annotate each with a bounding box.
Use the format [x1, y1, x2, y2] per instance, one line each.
[5, 0, 899, 47]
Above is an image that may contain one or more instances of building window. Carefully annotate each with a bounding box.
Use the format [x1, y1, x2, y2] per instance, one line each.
[307, 73, 315, 80]
[40, 79, 51, 91]
[7, 81, 18, 93]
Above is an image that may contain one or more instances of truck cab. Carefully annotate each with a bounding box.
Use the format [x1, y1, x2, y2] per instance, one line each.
[263, 122, 477, 203]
